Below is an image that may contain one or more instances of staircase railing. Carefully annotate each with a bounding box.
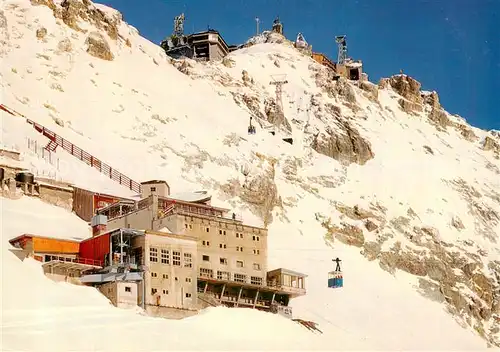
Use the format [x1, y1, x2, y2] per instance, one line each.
[1, 103, 142, 194]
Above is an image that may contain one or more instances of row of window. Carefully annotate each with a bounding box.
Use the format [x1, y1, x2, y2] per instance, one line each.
[151, 288, 192, 298]
[201, 255, 261, 270]
[201, 241, 260, 255]
[149, 248, 192, 267]
[199, 268, 263, 285]
[184, 223, 261, 242]
[151, 272, 192, 283]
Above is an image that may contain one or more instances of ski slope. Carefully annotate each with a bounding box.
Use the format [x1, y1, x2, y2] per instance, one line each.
[1, 0, 498, 350]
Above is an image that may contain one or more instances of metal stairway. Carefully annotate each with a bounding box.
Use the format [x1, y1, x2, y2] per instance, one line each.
[0, 103, 142, 194]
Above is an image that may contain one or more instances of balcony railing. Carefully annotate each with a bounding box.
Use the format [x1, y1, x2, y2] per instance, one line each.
[44, 255, 103, 267]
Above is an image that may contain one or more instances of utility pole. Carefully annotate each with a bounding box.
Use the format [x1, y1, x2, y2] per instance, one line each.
[269, 74, 288, 132]
[255, 17, 260, 35]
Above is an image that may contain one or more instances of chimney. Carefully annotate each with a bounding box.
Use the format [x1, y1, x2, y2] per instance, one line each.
[91, 214, 108, 237]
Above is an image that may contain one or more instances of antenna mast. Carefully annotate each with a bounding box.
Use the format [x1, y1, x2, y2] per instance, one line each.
[335, 35, 347, 65]
[269, 74, 288, 132]
[173, 13, 185, 37]
[255, 17, 260, 35]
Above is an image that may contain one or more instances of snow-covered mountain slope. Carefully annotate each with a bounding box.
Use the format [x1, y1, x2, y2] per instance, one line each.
[1, 0, 499, 349]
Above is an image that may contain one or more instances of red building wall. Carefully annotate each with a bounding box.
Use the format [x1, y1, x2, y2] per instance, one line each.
[79, 233, 110, 265]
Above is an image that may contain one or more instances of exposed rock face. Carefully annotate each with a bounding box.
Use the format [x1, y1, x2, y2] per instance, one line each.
[387, 74, 423, 113]
[32, 0, 121, 40]
[318, 197, 500, 347]
[85, 31, 113, 60]
[359, 80, 379, 102]
[0, 10, 9, 56]
[57, 38, 73, 53]
[36, 27, 47, 40]
[222, 57, 235, 68]
[319, 217, 365, 247]
[239, 153, 282, 227]
[483, 136, 500, 154]
[455, 123, 478, 142]
[311, 120, 375, 165]
[30, 0, 56, 11]
[263, 98, 291, 132]
[423, 92, 451, 129]
[241, 70, 253, 86]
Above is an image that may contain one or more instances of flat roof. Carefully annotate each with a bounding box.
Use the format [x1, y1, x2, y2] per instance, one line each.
[141, 180, 169, 186]
[267, 268, 308, 278]
[198, 277, 292, 295]
[160, 196, 229, 212]
[9, 234, 84, 245]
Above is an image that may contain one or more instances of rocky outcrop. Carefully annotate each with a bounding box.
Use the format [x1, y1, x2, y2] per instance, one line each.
[385, 74, 423, 113]
[30, 0, 56, 11]
[319, 217, 365, 247]
[57, 38, 73, 53]
[85, 31, 113, 60]
[36, 27, 47, 40]
[483, 136, 500, 154]
[422, 91, 452, 129]
[239, 153, 282, 227]
[359, 80, 379, 102]
[0, 10, 9, 56]
[455, 123, 478, 142]
[32, 0, 121, 40]
[264, 98, 291, 132]
[311, 120, 375, 165]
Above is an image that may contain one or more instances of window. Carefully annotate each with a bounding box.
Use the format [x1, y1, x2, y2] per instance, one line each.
[151, 272, 157, 278]
[220, 258, 227, 265]
[151, 288, 157, 295]
[186, 293, 192, 298]
[236, 260, 243, 268]
[175, 277, 178, 281]
[217, 271, 230, 280]
[161, 249, 169, 264]
[200, 268, 213, 278]
[162, 274, 168, 279]
[203, 255, 209, 261]
[234, 273, 246, 283]
[186, 277, 192, 283]
[184, 253, 192, 268]
[162, 289, 168, 294]
[149, 247, 158, 262]
[206, 227, 210, 232]
[125, 286, 131, 292]
[150, 187, 156, 192]
[203, 240, 210, 246]
[219, 229, 226, 235]
[236, 232, 243, 239]
[252, 235, 260, 241]
[253, 249, 260, 255]
[172, 251, 181, 266]
[237, 246, 243, 252]
[253, 235, 255, 241]
[251, 276, 263, 285]
[253, 263, 261, 270]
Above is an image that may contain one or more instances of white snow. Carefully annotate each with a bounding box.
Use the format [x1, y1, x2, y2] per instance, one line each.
[1, 0, 498, 350]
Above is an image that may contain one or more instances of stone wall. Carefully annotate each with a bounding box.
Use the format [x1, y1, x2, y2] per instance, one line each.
[38, 184, 73, 211]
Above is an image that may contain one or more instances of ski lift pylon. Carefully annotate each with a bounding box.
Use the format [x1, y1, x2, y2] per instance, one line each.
[328, 257, 343, 288]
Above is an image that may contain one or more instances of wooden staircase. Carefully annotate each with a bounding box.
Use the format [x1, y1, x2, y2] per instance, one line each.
[1, 104, 142, 194]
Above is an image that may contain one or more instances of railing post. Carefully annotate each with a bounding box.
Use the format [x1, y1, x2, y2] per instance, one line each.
[90, 156, 94, 167]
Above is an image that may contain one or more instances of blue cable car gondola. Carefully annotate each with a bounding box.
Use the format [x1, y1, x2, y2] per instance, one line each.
[328, 258, 343, 288]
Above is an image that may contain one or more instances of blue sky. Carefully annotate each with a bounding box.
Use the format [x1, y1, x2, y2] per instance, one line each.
[100, 0, 499, 130]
